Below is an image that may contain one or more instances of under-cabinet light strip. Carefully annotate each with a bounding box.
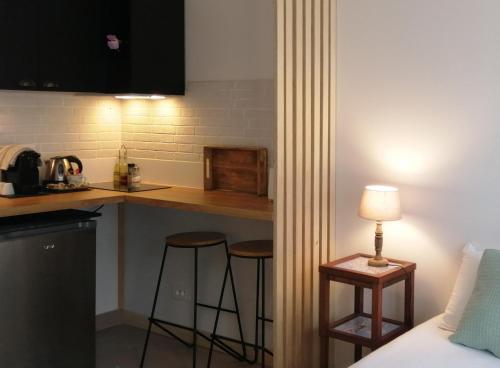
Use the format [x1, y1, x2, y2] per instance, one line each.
[114, 95, 165, 100]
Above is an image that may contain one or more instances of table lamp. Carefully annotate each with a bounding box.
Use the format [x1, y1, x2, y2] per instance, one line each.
[358, 185, 401, 267]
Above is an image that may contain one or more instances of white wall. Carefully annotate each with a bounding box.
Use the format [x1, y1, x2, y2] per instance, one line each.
[186, 0, 275, 81]
[336, 0, 500, 365]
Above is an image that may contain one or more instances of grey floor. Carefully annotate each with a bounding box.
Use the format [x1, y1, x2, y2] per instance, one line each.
[96, 325, 261, 368]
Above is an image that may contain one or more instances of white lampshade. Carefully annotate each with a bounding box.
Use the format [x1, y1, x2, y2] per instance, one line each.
[358, 185, 402, 221]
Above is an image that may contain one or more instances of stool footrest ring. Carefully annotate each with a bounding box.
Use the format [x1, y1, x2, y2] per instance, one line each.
[151, 319, 193, 348]
[210, 333, 274, 358]
[257, 316, 273, 323]
[196, 302, 238, 314]
[150, 317, 246, 361]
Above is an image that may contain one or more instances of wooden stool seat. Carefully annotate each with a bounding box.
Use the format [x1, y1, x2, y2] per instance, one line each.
[165, 232, 226, 248]
[229, 240, 273, 259]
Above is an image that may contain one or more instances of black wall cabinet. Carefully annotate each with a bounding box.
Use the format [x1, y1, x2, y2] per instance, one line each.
[0, 0, 185, 95]
[0, 0, 39, 91]
[0, 0, 104, 92]
[39, 0, 105, 93]
[105, 0, 185, 95]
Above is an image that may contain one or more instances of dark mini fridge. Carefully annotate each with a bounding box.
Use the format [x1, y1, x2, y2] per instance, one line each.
[0, 210, 98, 368]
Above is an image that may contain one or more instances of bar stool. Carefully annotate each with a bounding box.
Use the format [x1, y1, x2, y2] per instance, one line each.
[207, 240, 273, 368]
[140, 232, 247, 368]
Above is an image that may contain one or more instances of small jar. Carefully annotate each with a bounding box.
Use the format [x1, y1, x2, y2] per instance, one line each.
[128, 164, 141, 189]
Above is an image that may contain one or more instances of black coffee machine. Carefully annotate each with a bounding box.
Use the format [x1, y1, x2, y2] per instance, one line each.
[2, 151, 41, 195]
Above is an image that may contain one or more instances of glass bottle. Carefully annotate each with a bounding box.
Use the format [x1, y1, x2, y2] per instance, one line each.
[119, 145, 128, 186]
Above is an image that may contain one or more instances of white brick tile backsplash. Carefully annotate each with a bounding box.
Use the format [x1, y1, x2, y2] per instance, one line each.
[172, 152, 200, 162]
[134, 133, 152, 142]
[195, 108, 229, 118]
[151, 125, 175, 134]
[80, 133, 99, 142]
[67, 142, 99, 150]
[131, 149, 156, 159]
[151, 143, 178, 152]
[0, 91, 121, 160]
[194, 126, 243, 137]
[158, 135, 175, 143]
[175, 126, 195, 135]
[192, 145, 204, 154]
[244, 128, 273, 138]
[180, 108, 195, 117]
[203, 136, 222, 146]
[174, 135, 205, 145]
[152, 106, 181, 117]
[98, 149, 119, 158]
[39, 143, 65, 152]
[178, 144, 193, 153]
[98, 141, 121, 150]
[154, 151, 175, 160]
[157, 116, 200, 126]
[0, 79, 275, 166]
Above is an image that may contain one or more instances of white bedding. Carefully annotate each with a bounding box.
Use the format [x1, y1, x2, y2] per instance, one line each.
[350, 314, 499, 368]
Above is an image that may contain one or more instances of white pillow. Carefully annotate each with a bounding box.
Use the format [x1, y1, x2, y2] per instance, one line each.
[440, 243, 483, 331]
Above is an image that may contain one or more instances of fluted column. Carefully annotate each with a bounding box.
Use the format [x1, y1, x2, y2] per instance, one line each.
[275, 0, 336, 367]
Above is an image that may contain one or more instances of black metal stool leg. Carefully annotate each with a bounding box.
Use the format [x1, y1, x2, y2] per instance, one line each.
[225, 241, 247, 360]
[248, 257, 261, 364]
[261, 258, 266, 368]
[193, 248, 199, 368]
[206, 254, 230, 368]
[140, 244, 169, 368]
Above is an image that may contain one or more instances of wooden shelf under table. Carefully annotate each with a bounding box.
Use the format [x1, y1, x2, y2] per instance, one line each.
[329, 312, 409, 349]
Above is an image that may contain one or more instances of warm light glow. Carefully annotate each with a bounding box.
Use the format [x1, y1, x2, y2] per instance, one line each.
[352, 113, 465, 185]
[150, 95, 166, 100]
[115, 95, 166, 100]
[99, 100, 122, 124]
[120, 100, 149, 117]
[152, 98, 181, 117]
[359, 185, 402, 221]
[382, 149, 429, 176]
[119, 96, 181, 119]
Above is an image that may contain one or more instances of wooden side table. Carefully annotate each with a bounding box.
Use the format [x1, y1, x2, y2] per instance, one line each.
[319, 253, 416, 367]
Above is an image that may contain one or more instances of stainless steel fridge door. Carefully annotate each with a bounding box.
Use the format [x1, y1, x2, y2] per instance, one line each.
[0, 221, 96, 368]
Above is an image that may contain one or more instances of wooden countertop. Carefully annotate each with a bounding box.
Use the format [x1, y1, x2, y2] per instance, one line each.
[126, 187, 273, 221]
[0, 189, 124, 218]
[0, 187, 274, 221]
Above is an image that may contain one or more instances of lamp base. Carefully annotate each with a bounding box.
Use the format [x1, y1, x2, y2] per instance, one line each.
[368, 257, 389, 267]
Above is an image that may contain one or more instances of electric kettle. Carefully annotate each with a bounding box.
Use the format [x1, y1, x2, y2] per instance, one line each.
[47, 156, 83, 183]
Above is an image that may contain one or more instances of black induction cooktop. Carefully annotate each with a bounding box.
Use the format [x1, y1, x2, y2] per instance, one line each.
[90, 182, 170, 193]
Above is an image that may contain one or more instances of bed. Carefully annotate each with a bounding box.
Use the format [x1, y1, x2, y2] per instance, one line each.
[350, 314, 499, 367]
